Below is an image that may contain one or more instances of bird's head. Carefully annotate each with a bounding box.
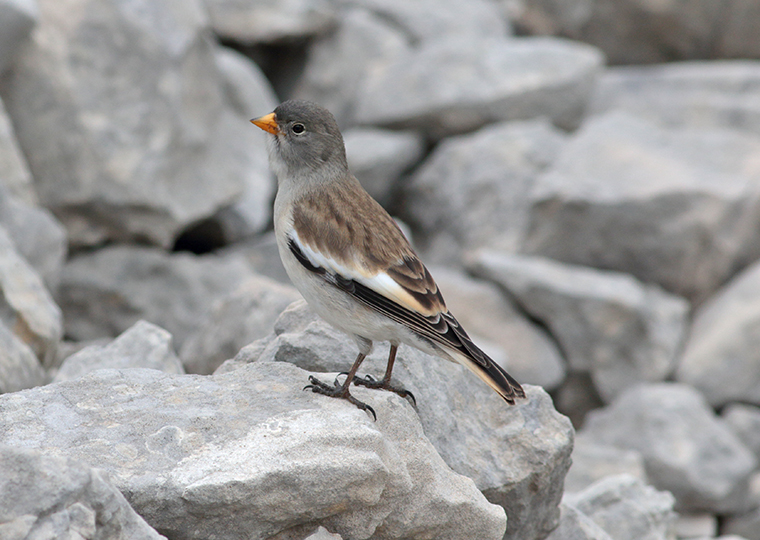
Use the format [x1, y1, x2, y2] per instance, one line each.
[251, 100, 348, 186]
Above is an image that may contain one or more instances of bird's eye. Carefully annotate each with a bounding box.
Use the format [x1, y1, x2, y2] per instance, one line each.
[292, 123, 305, 134]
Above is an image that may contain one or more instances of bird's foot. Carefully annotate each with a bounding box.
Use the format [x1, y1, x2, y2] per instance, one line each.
[304, 375, 376, 421]
[351, 374, 416, 406]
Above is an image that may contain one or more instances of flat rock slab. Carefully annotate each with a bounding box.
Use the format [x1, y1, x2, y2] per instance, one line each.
[591, 61, 760, 137]
[405, 119, 567, 259]
[523, 111, 760, 304]
[354, 36, 603, 139]
[0, 363, 507, 540]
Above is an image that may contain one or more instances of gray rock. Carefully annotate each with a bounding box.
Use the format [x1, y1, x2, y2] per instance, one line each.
[673, 514, 717, 540]
[0, 96, 35, 203]
[564, 474, 676, 540]
[0, 186, 67, 292]
[565, 436, 648, 494]
[339, 0, 509, 44]
[1, 0, 255, 248]
[180, 275, 301, 375]
[354, 36, 604, 139]
[676, 260, 760, 407]
[580, 383, 756, 513]
[509, 0, 756, 63]
[544, 503, 614, 540]
[223, 231, 291, 284]
[724, 508, 760, 540]
[553, 372, 604, 430]
[239, 300, 574, 540]
[0, 363, 507, 540]
[0, 318, 44, 393]
[0, 0, 37, 74]
[215, 46, 279, 118]
[0, 224, 62, 365]
[204, 0, 336, 43]
[211, 46, 277, 243]
[344, 127, 424, 207]
[468, 251, 688, 402]
[404, 119, 566, 261]
[304, 527, 342, 540]
[722, 403, 760, 462]
[0, 444, 165, 540]
[523, 111, 760, 304]
[292, 7, 410, 128]
[430, 266, 565, 390]
[591, 62, 760, 137]
[54, 320, 184, 383]
[58, 246, 254, 349]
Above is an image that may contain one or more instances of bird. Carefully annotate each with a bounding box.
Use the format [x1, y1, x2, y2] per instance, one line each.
[251, 99, 525, 419]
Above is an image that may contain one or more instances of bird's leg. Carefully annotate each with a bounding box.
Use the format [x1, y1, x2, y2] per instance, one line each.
[304, 352, 376, 420]
[352, 345, 416, 406]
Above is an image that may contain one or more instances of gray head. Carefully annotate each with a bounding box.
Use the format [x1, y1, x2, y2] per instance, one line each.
[251, 100, 348, 186]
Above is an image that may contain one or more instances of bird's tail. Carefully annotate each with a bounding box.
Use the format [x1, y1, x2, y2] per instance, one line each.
[454, 348, 526, 404]
[446, 317, 525, 404]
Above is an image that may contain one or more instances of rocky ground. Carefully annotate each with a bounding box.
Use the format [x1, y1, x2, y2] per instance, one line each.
[1, 1, 760, 539]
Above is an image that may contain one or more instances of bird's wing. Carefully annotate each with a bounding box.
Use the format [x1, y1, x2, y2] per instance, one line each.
[288, 221, 525, 403]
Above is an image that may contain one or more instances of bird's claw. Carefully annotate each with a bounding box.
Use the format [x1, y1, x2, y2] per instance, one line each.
[304, 375, 377, 421]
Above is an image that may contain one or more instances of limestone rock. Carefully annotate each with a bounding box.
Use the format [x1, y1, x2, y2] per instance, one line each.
[564, 474, 676, 540]
[722, 403, 760, 462]
[0, 444, 165, 540]
[0, 363, 507, 540]
[404, 119, 566, 260]
[340, 0, 509, 44]
[510, 0, 760, 63]
[544, 503, 614, 540]
[292, 7, 410, 128]
[0, 318, 44, 393]
[0, 187, 67, 293]
[238, 300, 574, 540]
[0, 96, 35, 203]
[204, 0, 336, 43]
[565, 436, 648, 494]
[724, 507, 760, 540]
[0, 0, 37, 74]
[468, 251, 688, 402]
[54, 320, 184, 383]
[180, 275, 301, 375]
[580, 383, 756, 513]
[58, 246, 254, 349]
[523, 111, 760, 304]
[0, 224, 62, 365]
[591, 62, 760, 137]
[304, 527, 343, 540]
[344, 127, 424, 207]
[677, 260, 760, 407]
[354, 36, 604, 139]
[211, 46, 277, 242]
[1, 0, 255, 248]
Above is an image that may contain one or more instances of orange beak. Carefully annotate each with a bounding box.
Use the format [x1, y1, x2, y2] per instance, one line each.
[250, 112, 280, 135]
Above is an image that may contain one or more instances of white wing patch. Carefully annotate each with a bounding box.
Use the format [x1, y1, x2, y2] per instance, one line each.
[289, 230, 441, 317]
